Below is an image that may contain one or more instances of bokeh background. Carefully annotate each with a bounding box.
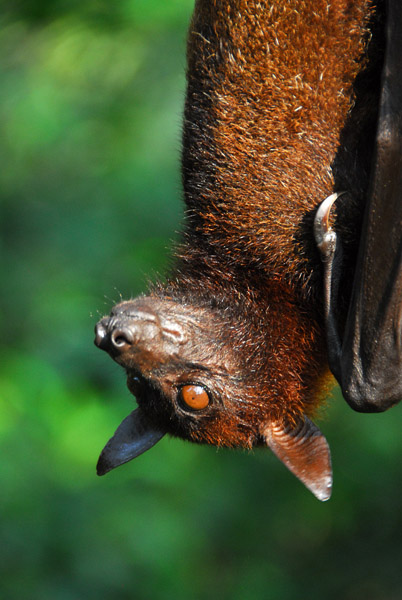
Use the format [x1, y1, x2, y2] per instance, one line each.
[1, 1, 402, 598]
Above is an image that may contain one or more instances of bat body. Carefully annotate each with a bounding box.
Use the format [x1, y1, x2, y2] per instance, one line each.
[94, 0, 397, 500]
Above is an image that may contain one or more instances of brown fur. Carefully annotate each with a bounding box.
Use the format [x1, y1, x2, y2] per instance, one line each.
[182, 0, 372, 280]
[163, 0, 376, 424]
[97, 0, 384, 451]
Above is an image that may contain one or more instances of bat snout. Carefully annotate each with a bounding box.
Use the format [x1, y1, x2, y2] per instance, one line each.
[94, 302, 163, 361]
[94, 318, 140, 354]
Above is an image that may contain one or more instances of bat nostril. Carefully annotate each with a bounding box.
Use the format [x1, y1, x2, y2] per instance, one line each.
[94, 322, 108, 348]
[111, 327, 135, 349]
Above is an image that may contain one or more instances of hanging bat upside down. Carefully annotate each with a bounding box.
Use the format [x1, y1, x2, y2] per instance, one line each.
[94, 0, 402, 500]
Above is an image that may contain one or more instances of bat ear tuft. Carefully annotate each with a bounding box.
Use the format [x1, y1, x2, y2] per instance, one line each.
[261, 416, 332, 501]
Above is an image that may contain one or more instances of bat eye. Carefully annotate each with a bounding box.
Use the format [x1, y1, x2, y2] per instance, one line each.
[179, 385, 210, 411]
[127, 374, 142, 396]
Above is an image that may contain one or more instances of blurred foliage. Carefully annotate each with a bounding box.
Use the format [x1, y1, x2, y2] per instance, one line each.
[1, 1, 402, 599]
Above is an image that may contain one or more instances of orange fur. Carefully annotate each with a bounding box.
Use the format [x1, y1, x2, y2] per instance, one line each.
[97, 1, 383, 454]
[169, 0, 376, 428]
[183, 0, 372, 279]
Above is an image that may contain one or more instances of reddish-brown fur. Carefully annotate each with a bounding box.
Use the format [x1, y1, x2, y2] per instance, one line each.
[96, 0, 383, 454]
[160, 0, 375, 432]
[182, 0, 372, 278]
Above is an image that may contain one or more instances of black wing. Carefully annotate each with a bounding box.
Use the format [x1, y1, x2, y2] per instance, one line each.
[316, 0, 402, 412]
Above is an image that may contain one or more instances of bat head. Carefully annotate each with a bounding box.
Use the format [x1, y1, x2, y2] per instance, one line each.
[95, 296, 259, 447]
[95, 295, 332, 500]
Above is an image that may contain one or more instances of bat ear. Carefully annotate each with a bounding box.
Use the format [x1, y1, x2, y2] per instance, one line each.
[261, 416, 332, 501]
[97, 408, 165, 476]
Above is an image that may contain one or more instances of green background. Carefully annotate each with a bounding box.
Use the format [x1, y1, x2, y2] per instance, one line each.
[1, 1, 402, 598]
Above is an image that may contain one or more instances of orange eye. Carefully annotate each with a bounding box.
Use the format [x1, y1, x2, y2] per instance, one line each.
[179, 385, 210, 411]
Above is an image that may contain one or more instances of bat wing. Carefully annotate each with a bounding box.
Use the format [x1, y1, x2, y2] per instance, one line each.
[317, 0, 402, 412]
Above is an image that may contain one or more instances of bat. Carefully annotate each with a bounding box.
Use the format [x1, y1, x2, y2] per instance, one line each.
[94, 0, 397, 500]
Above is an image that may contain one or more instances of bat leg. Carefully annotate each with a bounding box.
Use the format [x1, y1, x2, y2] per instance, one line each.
[314, 193, 344, 383]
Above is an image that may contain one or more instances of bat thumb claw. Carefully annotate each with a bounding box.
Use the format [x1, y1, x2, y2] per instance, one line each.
[314, 192, 344, 260]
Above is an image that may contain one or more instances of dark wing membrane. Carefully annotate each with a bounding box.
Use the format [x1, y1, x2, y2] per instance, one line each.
[339, 0, 402, 411]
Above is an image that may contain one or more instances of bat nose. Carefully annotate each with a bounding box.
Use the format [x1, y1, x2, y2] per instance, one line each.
[94, 319, 136, 353]
[94, 320, 108, 349]
[110, 327, 135, 349]
[94, 301, 160, 356]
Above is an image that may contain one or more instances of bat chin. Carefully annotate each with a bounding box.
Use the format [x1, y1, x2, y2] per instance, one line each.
[96, 408, 165, 476]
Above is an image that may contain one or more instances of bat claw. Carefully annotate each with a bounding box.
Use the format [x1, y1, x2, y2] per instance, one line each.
[314, 192, 343, 262]
[314, 192, 346, 379]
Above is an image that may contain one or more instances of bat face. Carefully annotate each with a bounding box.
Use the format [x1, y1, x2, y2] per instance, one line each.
[95, 296, 264, 449]
[95, 296, 333, 501]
